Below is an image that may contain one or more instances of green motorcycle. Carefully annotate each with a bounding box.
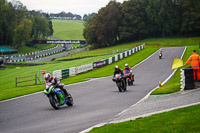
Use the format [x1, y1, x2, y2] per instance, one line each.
[44, 85, 73, 110]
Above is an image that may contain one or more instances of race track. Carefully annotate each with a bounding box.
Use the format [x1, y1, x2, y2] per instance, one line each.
[0, 47, 185, 133]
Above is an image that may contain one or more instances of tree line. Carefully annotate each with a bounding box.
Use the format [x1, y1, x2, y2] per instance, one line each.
[83, 0, 200, 48]
[0, 0, 53, 49]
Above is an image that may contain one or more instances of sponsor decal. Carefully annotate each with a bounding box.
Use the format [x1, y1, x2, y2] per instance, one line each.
[76, 64, 93, 74]
[94, 61, 105, 68]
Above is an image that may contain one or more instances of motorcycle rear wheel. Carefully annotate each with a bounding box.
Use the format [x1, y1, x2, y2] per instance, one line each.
[128, 79, 131, 86]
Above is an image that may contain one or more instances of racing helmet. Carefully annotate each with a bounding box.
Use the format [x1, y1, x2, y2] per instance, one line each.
[114, 65, 119, 71]
[44, 73, 51, 81]
[125, 63, 128, 68]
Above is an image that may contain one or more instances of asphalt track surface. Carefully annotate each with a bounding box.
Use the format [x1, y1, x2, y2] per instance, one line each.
[0, 47, 185, 133]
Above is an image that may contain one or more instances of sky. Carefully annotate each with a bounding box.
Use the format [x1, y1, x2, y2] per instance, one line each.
[8, 0, 127, 16]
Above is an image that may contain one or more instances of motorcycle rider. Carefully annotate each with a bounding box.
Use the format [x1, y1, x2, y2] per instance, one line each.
[44, 73, 70, 98]
[113, 66, 124, 81]
[158, 49, 162, 58]
[113, 65, 127, 89]
[123, 63, 134, 81]
[184, 50, 200, 80]
[113, 65, 124, 78]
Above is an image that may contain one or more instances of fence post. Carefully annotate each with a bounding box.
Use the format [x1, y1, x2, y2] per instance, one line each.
[16, 77, 17, 87]
[35, 72, 37, 85]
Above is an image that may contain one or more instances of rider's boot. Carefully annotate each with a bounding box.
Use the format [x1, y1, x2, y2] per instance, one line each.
[59, 86, 71, 99]
[63, 89, 71, 99]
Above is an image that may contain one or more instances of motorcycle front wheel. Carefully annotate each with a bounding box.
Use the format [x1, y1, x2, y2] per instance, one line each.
[116, 82, 122, 92]
[122, 79, 127, 91]
[49, 94, 60, 110]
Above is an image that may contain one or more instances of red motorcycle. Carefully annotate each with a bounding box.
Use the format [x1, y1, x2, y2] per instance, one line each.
[123, 70, 134, 86]
[113, 74, 127, 92]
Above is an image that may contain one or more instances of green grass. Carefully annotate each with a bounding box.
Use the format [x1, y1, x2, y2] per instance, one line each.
[3, 44, 57, 56]
[138, 37, 200, 47]
[88, 104, 200, 133]
[1, 37, 200, 101]
[55, 42, 142, 61]
[52, 19, 84, 40]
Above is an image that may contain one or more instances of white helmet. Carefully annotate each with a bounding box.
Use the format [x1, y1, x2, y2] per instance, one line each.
[44, 73, 51, 81]
[125, 63, 128, 67]
[114, 65, 119, 70]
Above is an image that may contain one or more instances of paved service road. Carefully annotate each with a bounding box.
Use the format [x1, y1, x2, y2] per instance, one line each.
[29, 48, 85, 62]
[0, 47, 185, 133]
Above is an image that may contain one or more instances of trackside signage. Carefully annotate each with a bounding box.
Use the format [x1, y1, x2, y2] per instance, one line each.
[33, 40, 86, 44]
[93, 60, 105, 68]
[76, 63, 93, 74]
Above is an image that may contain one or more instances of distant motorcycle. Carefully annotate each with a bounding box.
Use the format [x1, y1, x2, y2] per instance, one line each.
[159, 53, 162, 59]
[123, 70, 134, 86]
[44, 84, 73, 110]
[113, 74, 127, 92]
[158, 50, 162, 59]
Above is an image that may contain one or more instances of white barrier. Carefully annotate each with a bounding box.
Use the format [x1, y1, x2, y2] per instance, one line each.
[75, 63, 93, 75]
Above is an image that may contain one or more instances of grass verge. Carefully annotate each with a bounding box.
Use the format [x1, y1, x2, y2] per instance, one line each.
[88, 104, 200, 133]
[52, 19, 84, 40]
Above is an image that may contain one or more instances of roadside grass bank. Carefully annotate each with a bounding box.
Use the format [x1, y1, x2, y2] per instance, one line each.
[52, 19, 84, 40]
[55, 37, 199, 61]
[88, 104, 200, 133]
[17, 44, 57, 54]
[2, 44, 57, 56]
[55, 42, 142, 61]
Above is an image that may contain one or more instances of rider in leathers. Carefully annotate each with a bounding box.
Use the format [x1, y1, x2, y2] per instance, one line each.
[123, 63, 134, 81]
[44, 73, 70, 98]
[113, 65, 124, 78]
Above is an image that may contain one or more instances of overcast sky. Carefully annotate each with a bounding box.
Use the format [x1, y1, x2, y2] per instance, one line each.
[8, 0, 126, 16]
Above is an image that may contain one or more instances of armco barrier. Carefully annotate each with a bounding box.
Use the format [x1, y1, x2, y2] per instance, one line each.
[53, 44, 145, 79]
[8, 45, 63, 63]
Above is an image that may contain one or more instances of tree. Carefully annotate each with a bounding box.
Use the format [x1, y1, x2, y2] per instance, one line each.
[0, 0, 6, 45]
[146, 0, 181, 37]
[31, 13, 50, 40]
[84, 1, 121, 48]
[181, 0, 200, 36]
[83, 16, 97, 47]
[13, 18, 32, 48]
[119, 0, 148, 41]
